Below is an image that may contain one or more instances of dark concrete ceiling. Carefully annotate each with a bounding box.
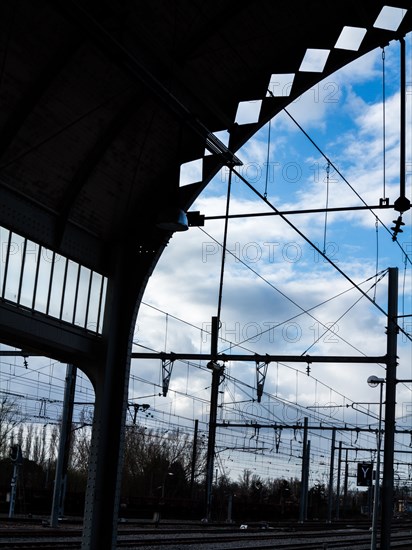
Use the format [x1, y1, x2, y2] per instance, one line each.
[1, 0, 411, 277]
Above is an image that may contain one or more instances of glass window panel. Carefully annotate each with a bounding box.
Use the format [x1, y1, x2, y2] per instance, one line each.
[75, 266, 91, 328]
[34, 247, 53, 313]
[19, 240, 40, 308]
[3, 232, 24, 302]
[97, 277, 108, 334]
[61, 260, 80, 323]
[48, 255, 67, 318]
[86, 272, 103, 332]
[0, 227, 11, 297]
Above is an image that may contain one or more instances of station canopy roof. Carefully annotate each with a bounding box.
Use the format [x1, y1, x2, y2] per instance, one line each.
[0, 1, 411, 279]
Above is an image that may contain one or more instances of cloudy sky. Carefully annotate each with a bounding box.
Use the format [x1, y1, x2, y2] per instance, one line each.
[1, 31, 411, 488]
[131, 33, 412, 484]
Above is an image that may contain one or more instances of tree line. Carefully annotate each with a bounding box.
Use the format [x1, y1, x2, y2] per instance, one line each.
[0, 395, 386, 521]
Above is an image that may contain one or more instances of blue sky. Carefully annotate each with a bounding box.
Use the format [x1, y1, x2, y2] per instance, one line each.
[132, 34, 412, 484]
[1, 32, 411, 488]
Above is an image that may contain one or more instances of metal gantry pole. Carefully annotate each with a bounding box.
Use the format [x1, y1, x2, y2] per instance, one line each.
[190, 419, 199, 499]
[336, 441, 342, 520]
[50, 364, 77, 527]
[380, 267, 399, 549]
[343, 450, 349, 517]
[299, 417, 309, 522]
[327, 428, 336, 523]
[8, 445, 22, 518]
[205, 317, 224, 521]
[371, 381, 384, 550]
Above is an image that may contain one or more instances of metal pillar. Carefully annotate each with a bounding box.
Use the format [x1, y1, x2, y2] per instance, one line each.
[205, 316, 224, 521]
[190, 419, 199, 498]
[327, 428, 336, 522]
[227, 493, 233, 523]
[51, 364, 77, 527]
[371, 381, 384, 550]
[380, 267, 398, 549]
[304, 440, 310, 520]
[335, 440, 342, 520]
[299, 417, 309, 522]
[81, 244, 142, 550]
[394, 37, 410, 213]
[8, 445, 22, 518]
[343, 450, 348, 517]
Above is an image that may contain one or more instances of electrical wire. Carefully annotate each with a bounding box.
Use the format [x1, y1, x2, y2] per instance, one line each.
[231, 166, 412, 344]
[199, 225, 391, 353]
[282, 107, 412, 268]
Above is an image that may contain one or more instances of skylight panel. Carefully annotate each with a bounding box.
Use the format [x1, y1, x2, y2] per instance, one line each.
[267, 73, 295, 97]
[179, 158, 203, 185]
[335, 26, 367, 51]
[234, 100, 262, 125]
[299, 49, 330, 72]
[374, 6, 407, 31]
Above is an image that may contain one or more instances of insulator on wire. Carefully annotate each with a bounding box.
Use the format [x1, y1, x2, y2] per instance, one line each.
[391, 215, 405, 241]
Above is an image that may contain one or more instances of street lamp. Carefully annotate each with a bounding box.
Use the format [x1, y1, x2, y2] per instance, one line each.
[367, 375, 385, 550]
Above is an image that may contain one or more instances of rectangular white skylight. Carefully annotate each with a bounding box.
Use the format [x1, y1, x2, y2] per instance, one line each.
[299, 49, 330, 72]
[374, 6, 407, 31]
[235, 100, 262, 125]
[267, 73, 295, 97]
[335, 26, 367, 51]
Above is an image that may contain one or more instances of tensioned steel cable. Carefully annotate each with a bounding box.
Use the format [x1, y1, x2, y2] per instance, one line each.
[199, 225, 391, 354]
[216, 166, 233, 325]
[382, 47, 387, 202]
[141, 267, 389, 358]
[282, 106, 411, 267]
[231, 166, 412, 343]
[301, 270, 388, 356]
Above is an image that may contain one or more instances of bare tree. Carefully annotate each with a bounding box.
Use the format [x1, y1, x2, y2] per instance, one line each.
[0, 395, 23, 457]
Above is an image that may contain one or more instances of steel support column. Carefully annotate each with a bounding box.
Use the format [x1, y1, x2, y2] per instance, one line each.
[205, 316, 224, 521]
[380, 267, 399, 549]
[51, 364, 77, 527]
[81, 244, 143, 550]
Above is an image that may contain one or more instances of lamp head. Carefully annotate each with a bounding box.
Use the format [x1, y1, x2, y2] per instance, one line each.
[157, 208, 189, 232]
[367, 375, 385, 388]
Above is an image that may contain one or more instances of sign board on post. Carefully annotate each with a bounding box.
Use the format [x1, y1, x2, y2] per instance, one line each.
[357, 462, 373, 486]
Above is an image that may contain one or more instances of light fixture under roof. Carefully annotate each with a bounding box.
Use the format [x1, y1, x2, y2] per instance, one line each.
[299, 48, 330, 72]
[374, 5, 407, 31]
[335, 26, 367, 51]
[157, 208, 189, 232]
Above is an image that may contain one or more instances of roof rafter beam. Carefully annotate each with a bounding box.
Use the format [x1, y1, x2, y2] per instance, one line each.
[55, 92, 141, 247]
[57, 0, 241, 166]
[0, 39, 81, 159]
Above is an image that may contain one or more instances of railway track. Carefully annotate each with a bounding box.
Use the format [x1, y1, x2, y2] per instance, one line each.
[1, 525, 412, 550]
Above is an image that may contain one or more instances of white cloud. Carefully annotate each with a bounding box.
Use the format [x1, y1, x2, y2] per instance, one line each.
[2, 34, 411, 484]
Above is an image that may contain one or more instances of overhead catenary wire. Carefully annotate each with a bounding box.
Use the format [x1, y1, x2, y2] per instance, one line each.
[199, 224, 394, 353]
[374, 217, 379, 302]
[143, 268, 388, 355]
[300, 270, 388, 356]
[231, 165, 412, 344]
[323, 161, 330, 254]
[282, 106, 411, 268]
[216, 165, 233, 326]
[382, 47, 387, 201]
[264, 118, 272, 199]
